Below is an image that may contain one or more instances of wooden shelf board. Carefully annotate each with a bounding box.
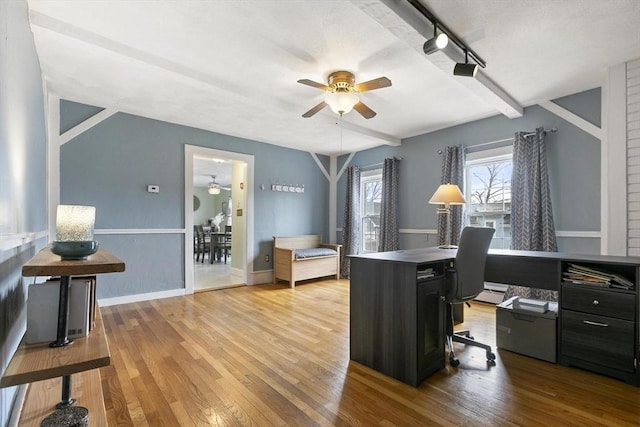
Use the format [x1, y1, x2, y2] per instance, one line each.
[21, 247, 125, 277]
[1, 308, 111, 388]
[18, 369, 107, 427]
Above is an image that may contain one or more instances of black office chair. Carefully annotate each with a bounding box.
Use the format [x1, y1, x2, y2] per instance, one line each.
[445, 226, 496, 367]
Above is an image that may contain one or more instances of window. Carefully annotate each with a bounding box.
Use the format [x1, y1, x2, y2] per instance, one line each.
[360, 169, 382, 253]
[465, 147, 512, 249]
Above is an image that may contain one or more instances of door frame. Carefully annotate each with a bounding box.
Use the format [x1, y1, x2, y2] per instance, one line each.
[184, 144, 254, 293]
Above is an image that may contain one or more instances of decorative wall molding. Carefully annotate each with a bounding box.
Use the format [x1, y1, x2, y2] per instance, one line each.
[94, 228, 186, 235]
[0, 230, 49, 252]
[539, 100, 602, 139]
[310, 152, 330, 181]
[555, 230, 601, 238]
[59, 108, 117, 145]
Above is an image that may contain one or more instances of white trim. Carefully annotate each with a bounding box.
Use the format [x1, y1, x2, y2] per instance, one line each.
[98, 288, 187, 307]
[94, 228, 185, 235]
[555, 230, 601, 238]
[59, 109, 117, 145]
[399, 228, 437, 234]
[185, 145, 254, 295]
[249, 269, 273, 286]
[47, 91, 60, 242]
[8, 384, 28, 427]
[310, 152, 330, 181]
[337, 152, 357, 180]
[0, 231, 49, 252]
[601, 63, 628, 255]
[393, 228, 599, 238]
[539, 101, 602, 140]
[329, 156, 337, 244]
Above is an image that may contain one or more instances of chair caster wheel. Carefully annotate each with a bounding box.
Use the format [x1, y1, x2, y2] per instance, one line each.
[449, 356, 460, 367]
[486, 351, 496, 362]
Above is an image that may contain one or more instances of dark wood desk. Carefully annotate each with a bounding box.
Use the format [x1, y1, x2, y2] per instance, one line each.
[350, 248, 640, 387]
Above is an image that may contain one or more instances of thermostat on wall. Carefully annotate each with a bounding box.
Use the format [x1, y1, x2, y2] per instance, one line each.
[147, 185, 159, 193]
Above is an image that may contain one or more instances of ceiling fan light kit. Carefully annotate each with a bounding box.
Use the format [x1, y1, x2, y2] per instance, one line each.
[324, 92, 359, 115]
[298, 70, 391, 119]
[208, 175, 221, 195]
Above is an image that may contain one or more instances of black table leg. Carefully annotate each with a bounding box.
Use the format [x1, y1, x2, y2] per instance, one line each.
[50, 275, 73, 347]
[56, 375, 76, 409]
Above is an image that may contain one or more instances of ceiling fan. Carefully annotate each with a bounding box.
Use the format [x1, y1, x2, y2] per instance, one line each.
[297, 70, 391, 119]
[207, 175, 221, 195]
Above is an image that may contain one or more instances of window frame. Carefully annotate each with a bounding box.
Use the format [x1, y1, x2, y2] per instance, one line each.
[360, 169, 383, 253]
[464, 146, 513, 249]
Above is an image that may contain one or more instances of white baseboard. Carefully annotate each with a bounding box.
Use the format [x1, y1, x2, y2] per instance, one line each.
[249, 269, 273, 285]
[98, 288, 187, 307]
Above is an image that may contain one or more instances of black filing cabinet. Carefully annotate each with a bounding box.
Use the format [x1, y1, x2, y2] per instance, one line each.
[560, 272, 639, 385]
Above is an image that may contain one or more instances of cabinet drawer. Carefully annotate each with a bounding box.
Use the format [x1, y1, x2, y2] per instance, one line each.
[562, 284, 635, 320]
[561, 310, 635, 372]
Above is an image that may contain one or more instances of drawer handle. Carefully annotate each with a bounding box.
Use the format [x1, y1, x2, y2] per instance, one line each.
[592, 300, 599, 305]
[583, 320, 609, 327]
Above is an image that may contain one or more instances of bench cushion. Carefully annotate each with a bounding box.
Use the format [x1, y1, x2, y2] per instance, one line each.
[294, 247, 338, 260]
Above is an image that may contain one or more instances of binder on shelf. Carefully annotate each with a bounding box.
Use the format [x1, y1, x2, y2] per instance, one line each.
[25, 278, 92, 344]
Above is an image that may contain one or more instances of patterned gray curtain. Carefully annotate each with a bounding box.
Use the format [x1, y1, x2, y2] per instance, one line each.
[341, 166, 361, 278]
[378, 158, 400, 252]
[438, 146, 465, 246]
[506, 127, 558, 301]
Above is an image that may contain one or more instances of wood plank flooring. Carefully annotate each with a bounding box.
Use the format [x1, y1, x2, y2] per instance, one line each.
[100, 279, 640, 426]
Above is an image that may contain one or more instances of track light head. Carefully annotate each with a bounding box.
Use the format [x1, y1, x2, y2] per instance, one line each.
[423, 33, 449, 55]
[453, 62, 478, 77]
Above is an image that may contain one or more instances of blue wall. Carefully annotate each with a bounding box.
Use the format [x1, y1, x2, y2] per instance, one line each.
[60, 109, 330, 298]
[0, 0, 48, 424]
[338, 89, 602, 254]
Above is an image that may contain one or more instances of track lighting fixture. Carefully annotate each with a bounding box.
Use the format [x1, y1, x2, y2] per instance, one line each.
[453, 50, 478, 77]
[409, 0, 484, 77]
[423, 24, 448, 54]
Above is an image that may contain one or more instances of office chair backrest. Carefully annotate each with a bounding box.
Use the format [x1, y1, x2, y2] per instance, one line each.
[451, 226, 495, 302]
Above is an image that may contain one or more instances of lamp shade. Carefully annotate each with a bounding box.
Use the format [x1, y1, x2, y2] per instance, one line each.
[324, 91, 359, 115]
[55, 205, 96, 241]
[52, 205, 98, 259]
[208, 185, 221, 195]
[428, 184, 466, 206]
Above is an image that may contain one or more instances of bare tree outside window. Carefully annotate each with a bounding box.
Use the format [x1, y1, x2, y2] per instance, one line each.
[466, 157, 512, 249]
[361, 173, 382, 252]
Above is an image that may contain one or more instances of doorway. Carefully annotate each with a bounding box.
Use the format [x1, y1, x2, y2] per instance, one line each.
[184, 145, 254, 293]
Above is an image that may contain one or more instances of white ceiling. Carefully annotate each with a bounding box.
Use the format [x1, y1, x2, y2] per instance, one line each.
[29, 0, 640, 158]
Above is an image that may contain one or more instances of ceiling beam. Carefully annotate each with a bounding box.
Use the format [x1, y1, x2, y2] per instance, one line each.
[352, 0, 523, 118]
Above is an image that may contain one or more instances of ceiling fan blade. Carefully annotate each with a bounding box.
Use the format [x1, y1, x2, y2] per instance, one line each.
[297, 79, 331, 91]
[353, 76, 392, 93]
[302, 101, 328, 118]
[353, 101, 376, 119]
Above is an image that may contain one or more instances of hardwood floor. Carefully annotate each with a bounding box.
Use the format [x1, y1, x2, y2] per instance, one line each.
[100, 279, 640, 426]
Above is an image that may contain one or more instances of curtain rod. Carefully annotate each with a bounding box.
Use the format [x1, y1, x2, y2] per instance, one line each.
[463, 127, 558, 152]
[359, 157, 403, 170]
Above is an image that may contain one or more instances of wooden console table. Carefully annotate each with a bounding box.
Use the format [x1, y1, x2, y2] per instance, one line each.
[1, 247, 124, 425]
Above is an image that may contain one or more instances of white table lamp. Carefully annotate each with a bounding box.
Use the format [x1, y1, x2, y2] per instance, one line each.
[429, 184, 466, 248]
